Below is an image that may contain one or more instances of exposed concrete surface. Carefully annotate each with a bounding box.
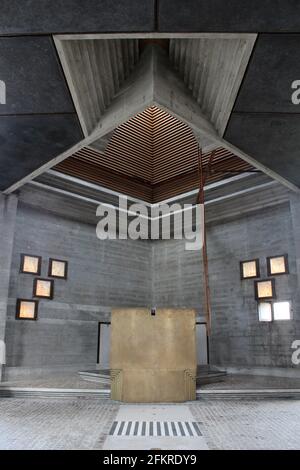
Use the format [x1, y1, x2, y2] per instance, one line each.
[1, 399, 300, 449]
[0, 399, 119, 450]
[2, 182, 300, 376]
[0, 195, 18, 380]
[5, 189, 151, 370]
[190, 400, 300, 450]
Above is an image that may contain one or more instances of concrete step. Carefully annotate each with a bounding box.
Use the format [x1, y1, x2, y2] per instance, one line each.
[78, 369, 110, 384]
[0, 387, 110, 400]
[79, 366, 228, 386]
[196, 366, 227, 385]
[1, 386, 300, 401]
[196, 389, 300, 400]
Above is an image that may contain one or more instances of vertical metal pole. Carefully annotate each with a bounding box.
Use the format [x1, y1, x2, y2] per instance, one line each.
[197, 146, 212, 337]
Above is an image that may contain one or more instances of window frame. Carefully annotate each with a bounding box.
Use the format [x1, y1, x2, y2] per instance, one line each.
[33, 278, 54, 300]
[254, 278, 276, 301]
[240, 258, 260, 280]
[258, 300, 292, 322]
[20, 253, 42, 275]
[16, 299, 39, 321]
[48, 258, 68, 280]
[266, 254, 289, 276]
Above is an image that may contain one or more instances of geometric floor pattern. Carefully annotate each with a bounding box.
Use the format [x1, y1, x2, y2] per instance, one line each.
[109, 420, 202, 437]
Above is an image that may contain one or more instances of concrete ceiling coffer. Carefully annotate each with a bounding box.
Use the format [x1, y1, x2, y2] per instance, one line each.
[5, 33, 299, 198]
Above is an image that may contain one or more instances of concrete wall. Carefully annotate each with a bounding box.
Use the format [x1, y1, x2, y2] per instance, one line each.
[153, 187, 300, 369]
[5, 187, 151, 369]
[0, 195, 18, 379]
[3, 181, 300, 373]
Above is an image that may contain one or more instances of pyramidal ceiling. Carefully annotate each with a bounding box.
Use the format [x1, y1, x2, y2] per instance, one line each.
[8, 34, 297, 200]
[55, 105, 253, 203]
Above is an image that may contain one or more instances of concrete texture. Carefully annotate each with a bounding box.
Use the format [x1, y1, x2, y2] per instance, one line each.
[189, 400, 300, 450]
[1, 399, 300, 449]
[153, 185, 300, 369]
[5, 188, 151, 370]
[225, 113, 300, 188]
[2, 180, 300, 378]
[0, 37, 75, 115]
[0, 1, 155, 34]
[0, 195, 18, 380]
[0, 114, 83, 191]
[233, 35, 300, 114]
[0, 399, 119, 450]
[159, 1, 300, 32]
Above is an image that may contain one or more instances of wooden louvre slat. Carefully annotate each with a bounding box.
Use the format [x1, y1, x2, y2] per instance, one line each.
[54, 105, 255, 202]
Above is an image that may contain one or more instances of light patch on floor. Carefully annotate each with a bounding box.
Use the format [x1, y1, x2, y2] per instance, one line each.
[102, 404, 208, 450]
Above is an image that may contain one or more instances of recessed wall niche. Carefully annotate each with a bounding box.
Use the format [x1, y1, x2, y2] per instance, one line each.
[48, 258, 68, 279]
[16, 299, 38, 320]
[20, 254, 41, 275]
[255, 279, 276, 300]
[33, 278, 54, 299]
[240, 259, 260, 279]
[267, 254, 289, 276]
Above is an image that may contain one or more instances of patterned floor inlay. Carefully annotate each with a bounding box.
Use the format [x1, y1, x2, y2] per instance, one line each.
[109, 420, 202, 437]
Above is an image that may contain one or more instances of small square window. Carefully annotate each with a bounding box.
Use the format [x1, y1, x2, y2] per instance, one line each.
[240, 259, 260, 279]
[273, 302, 291, 321]
[33, 278, 54, 299]
[16, 299, 38, 320]
[255, 279, 276, 300]
[20, 254, 41, 275]
[267, 254, 289, 276]
[48, 258, 68, 279]
[258, 301, 291, 322]
[258, 302, 272, 322]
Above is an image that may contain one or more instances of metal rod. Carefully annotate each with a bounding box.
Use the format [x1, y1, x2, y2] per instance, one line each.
[197, 146, 212, 337]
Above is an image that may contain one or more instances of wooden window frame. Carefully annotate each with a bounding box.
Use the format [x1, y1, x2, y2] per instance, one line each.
[33, 278, 54, 300]
[254, 278, 276, 301]
[240, 258, 260, 280]
[16, 299, 39, 321]
[48, 258, 68, 280]
[20, 253, 42, 275]
[266, 254, 289, 276]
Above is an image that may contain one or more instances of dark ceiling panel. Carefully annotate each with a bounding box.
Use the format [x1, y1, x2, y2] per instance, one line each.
[225, 113, 300, 187]
[234, 34, 300, 113]
[0, 114, 82, 190]
[0, 0, 155, 34]
[159, 0, 300, 32]
[0, 36, 75, 115]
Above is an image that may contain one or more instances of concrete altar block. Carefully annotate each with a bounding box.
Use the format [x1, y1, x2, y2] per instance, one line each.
[110, 308, 197, 402]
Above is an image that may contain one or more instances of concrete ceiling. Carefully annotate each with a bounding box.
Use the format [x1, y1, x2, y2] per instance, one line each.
[0, 2, 300, 200]
[47, 38, 256, 202]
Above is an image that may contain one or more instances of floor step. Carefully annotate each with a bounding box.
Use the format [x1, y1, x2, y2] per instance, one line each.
[196, 389, 300, 400]
[0, 387, 110, 400]
[1, 387, 300, 401]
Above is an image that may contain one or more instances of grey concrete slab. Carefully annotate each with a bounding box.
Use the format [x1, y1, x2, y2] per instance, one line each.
[0, 36, 75, 115]
[0, 0, 155, 34]
[158, 1, 300, 32]
[233, 34, 300, 113]
[0, 114, 82, 190]
[225, 113, 300, 188]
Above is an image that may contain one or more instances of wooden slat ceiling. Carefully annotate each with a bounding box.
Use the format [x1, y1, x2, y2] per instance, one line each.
[55, 106, 255, 203]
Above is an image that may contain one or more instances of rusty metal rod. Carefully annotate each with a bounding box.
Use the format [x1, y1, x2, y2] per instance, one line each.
[197, 146, 213, 337]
